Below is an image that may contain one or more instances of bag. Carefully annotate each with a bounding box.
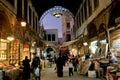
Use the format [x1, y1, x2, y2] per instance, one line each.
[34, 67, 40, 77]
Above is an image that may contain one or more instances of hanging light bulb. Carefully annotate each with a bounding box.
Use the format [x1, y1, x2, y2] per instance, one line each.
[51, 6, 64, 18]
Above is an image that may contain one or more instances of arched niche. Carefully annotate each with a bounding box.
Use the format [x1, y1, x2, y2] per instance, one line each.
[98, 23, 107, 42]
[108, 2, 120, 28]
[99, 23, 106, 33]
[0, 11, 11, 34]
[87, 23, 97, 39]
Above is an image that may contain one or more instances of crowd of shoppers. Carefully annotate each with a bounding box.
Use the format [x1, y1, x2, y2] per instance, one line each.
[55, 50, 79, 77]
[22, 49, 79, 79]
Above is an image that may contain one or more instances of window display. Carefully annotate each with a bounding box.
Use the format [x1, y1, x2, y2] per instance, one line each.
[0, 42, 7, 61]
[89, 40, 98, 54]
[100, 43, 108, 58]
[112, 39, 120, 57]
[9, 40, 19, 65]
[92, 40, 108, 58]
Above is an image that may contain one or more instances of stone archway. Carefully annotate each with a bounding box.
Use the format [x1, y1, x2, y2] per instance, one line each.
[44, 47, 56, 59]
[45, 47, 56, 53]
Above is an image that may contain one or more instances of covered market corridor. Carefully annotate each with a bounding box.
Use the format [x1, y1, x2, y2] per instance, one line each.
[39, 64, 104, 80]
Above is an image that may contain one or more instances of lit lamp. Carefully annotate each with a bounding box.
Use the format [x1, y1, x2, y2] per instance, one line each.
[51, 11, 63, 18]
[83, 42, 88, 46]
[7, 36, 14, 41]
[21, 21, 26, 27]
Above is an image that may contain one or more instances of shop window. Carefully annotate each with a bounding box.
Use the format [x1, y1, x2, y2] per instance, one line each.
[112, 39, 120, 57]
[99, 24, 106, 33]
[94, 0, 99, 9]
[17, 0, 22, 18]
[81, 8, 84, 23]
[52, 34, 55, 41]
[33, 12, 35, 29]
[66, 34, 71, 41]
[100, 39, 106, 44]
[87, 23, 97, 38]
[84, 1, 87, 20]
[108, 2, 120, 27]
[8, 0, 14, 7]
[24, 0, 27, 20]
[35, 17, 37, 31]
[88, 0, 92, 16]
[29, 7, 31, 25]
[66, 31, 70, 34]
[48, 34, 51, 41]
[79, 12, 81, 26]
[9, 40, 20, 65]
[0, 42, 7, 61]
[66, 22, 70, 29]
[77, 15, 80, 28]
[89, 40, 98, 54]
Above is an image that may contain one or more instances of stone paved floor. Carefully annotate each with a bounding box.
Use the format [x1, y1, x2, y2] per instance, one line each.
[40, 64, 105, 80]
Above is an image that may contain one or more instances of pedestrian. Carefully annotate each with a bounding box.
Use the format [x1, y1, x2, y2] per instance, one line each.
[68, 60, 74, 76]
[56, 53, 64, 77]
[72, 55, 79, 72]
[31, 53, 41, 80]
[22, 56, 31, 80]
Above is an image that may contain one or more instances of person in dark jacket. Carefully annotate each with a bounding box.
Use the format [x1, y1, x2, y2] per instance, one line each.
[31, 53, 41, 80]
[56, 54, 64, 77]
[22, 56, 31, 80]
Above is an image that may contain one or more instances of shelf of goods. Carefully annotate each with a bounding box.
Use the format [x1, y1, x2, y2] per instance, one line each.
[9, 41, 19, 65]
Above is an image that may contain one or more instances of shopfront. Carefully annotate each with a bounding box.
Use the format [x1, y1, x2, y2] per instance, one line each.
[110, 29, 120, 57]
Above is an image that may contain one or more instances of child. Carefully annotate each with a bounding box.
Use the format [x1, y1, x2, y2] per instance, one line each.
[68, 60, 74, 76]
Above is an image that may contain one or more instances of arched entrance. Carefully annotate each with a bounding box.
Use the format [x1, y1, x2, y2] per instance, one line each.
[40, 6, 74, 22]
[44, 47, 56, 58]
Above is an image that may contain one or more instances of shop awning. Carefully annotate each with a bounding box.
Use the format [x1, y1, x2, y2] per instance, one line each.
[61, 38, 80, 47]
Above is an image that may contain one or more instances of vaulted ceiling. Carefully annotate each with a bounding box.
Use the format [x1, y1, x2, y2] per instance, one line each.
[31, 0, 82, 19]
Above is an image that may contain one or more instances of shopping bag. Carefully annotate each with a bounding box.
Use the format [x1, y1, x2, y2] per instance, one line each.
[34, 67, 39, 77]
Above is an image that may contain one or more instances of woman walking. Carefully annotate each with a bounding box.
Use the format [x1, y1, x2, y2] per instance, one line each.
[22, 56, 31, 80]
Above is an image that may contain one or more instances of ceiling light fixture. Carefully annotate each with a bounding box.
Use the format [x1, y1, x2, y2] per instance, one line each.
[51, 6, 65, 18]
[51, 11, 63, 18]
[7, 36, 14, 41]
[21, 21, 26, 27]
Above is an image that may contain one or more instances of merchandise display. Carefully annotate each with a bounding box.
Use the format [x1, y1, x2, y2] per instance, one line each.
[0, 62, 22, 80]
[0, 42, 7, 61]
[79, 60, 91, 75]
[9, 40, 19, 65]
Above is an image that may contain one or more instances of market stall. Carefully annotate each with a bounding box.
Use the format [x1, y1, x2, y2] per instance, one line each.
[77, 38, 111, 78]
[0, 62, 23, 80]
